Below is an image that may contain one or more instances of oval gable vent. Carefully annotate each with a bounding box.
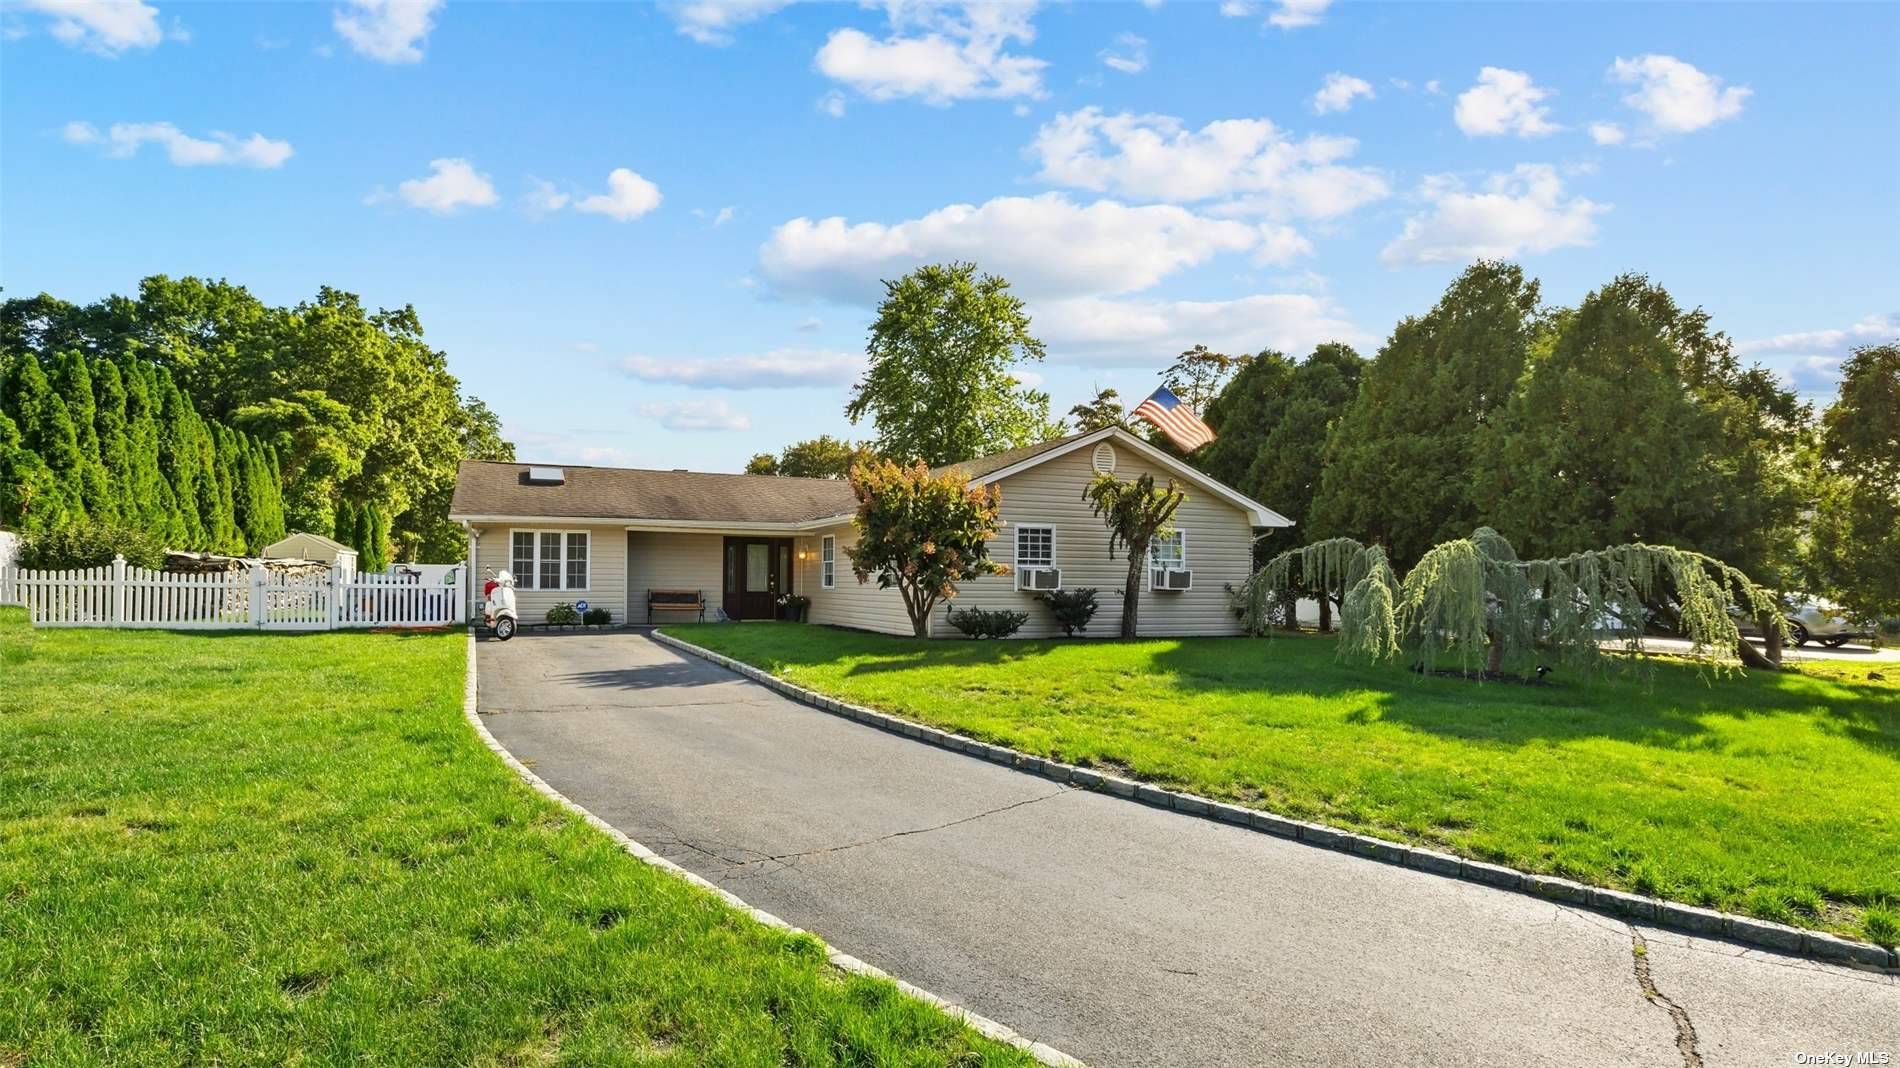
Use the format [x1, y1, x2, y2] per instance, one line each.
[1091, 442, 1117, 474]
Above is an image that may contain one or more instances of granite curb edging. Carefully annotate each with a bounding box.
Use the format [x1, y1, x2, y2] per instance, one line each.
[463, 631, 1086, 1068]
[652, 629, 1900, 975]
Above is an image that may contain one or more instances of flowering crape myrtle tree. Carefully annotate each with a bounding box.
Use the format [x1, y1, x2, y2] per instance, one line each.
[845, 458, 1007, 638]
[1237, 527, 1783, 676]
[1084, 471, 1187, 638]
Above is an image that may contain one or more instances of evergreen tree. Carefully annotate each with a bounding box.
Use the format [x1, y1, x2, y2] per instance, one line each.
[123, 361, 180, 541]
[1477, 275, 1808, 581]
[0, 408, 62, 533]
[339, 500, 363, 552]
[362, 503, 393, 571]
[211, 426, 242, 553]
[154, 367, 205, 547]
[1, 353, 83, 530]
[1310, 262, 1543, 567]
[49, 352, 112, 522]
[91, 357, 134, 526]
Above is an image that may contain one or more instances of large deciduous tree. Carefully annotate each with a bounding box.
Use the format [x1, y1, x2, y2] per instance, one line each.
[1310, 261, 1543, 568]
[744, 435, 872, 479]
[1068, 388, 1132, 433]
[1809, 343, 1900, 619]
[847, 262, 1061, 466]
[1083, 472, 1187, 638]
[844, 458, 1007, 638]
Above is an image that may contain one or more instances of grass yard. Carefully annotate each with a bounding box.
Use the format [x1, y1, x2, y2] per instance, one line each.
[664, 623, 1900, 945]
[0, 607, 1031, 1067]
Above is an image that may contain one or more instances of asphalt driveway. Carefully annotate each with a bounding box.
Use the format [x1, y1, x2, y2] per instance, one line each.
[478, 630, 1897, 1067]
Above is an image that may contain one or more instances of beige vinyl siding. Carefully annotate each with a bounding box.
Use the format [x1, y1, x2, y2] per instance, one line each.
[625, 532, 725, 622]
[470, 523, 627, 624]
[797, 522, 917, 635]
[934, 442, 1254, 638]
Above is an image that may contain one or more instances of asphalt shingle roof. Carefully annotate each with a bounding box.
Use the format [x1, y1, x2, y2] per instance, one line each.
[449, 461, 858, 525]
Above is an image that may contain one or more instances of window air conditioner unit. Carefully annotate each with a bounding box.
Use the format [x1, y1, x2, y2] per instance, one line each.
[1151, 568, 1192, 591]
[1019, 567, 1062, 592]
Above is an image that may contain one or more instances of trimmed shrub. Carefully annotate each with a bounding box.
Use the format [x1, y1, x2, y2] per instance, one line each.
[945, 604, 1028, 639]
[583, 607, 612, 626]
[546, 602, 581, 625]
[1041, 587, 1099, 637]
[18, 522, 166, 571]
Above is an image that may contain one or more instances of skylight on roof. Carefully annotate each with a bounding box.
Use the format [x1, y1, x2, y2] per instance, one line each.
[525, 466, 566, 485]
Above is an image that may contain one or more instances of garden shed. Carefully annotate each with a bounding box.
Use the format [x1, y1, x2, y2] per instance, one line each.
[263, 532, 358, 578]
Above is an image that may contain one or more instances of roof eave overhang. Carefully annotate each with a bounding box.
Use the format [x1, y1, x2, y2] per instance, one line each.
[452, 513, 828, 533]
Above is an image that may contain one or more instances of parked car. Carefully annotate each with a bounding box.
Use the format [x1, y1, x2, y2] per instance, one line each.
[1738, 595, 1876, 648]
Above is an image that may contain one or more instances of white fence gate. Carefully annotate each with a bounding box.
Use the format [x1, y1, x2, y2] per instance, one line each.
[9, 556, 466, 631]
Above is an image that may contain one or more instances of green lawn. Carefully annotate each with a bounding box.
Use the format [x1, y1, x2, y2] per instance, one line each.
[663, 622, 1900, 945]
[0, 607, 1031, 1067]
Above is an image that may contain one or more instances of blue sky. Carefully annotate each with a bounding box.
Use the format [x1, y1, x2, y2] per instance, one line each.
[4, 0, 1896, 472]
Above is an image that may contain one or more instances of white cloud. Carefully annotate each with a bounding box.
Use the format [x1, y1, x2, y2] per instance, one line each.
[815, 1, 1046, 105]
[1588, 121, 1626, 146]
[12, 0, 162, 55]
[333, 0, 442, 63]
[1609, 54, 1749, 134]
[693, 205, 736, 226]
[523, 178, 570, 215]
[663, 0, 794, 45]
[66, 120, 293, 168]
[1736, 313, 1899, 358]
[622, 349, 864, 390]
[1099, 32, 1147, 74]
[1036, 292, 1371, 366]
[759, 193, 1264, 303]
[1423, 79, 1442, 95]
[1311, 72, 1373, 114]
[390, 158, 498, 214]
[1218, 0, 1332, 30]
[574, 167, 663, 222]
[1268, 0, 1332, 29]
[505, 426, 642, 467]
[817, 90, 848, 118]
[1380, 163, 1607, 267]
[1454, 67, 1560, 138]
[1011, 369, 1045, 388]
[795, 317, 822, 332]
[1027, 107, 1387, 218]
[639, 398, 752, 431]
[1253, 223, 1312, 265]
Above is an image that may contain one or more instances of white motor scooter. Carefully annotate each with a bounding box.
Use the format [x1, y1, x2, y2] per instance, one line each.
[485, 569, 519, 640]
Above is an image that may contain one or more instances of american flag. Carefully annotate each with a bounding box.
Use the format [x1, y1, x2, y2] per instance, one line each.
[1132, 385, 1216, 452]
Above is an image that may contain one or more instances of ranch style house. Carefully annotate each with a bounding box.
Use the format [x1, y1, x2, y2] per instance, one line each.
[449, 426, 1293, 638]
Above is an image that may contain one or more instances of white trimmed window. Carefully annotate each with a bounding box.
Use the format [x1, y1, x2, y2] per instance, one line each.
[1149, 530, 1187, 570]
[1016, 524, 1055, 570]
[508, 529, 590, 591]
[821, 535, 836, 589]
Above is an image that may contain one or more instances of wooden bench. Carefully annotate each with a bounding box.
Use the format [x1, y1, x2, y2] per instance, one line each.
[647, 588, 706, 623]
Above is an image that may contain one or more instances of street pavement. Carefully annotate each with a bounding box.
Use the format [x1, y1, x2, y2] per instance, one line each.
[478, 630, 1897, 1067]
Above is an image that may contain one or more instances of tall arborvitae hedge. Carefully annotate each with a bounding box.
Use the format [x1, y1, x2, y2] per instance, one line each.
[0, 350, 288, 554]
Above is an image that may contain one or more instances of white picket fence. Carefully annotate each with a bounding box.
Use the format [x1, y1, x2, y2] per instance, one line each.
[8, 556, 465, 631]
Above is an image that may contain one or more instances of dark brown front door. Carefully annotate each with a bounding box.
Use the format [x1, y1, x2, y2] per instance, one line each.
[722, 537, 791, 620]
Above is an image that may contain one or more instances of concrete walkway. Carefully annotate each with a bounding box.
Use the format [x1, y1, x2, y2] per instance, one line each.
[477, 630, 1896, 1067]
